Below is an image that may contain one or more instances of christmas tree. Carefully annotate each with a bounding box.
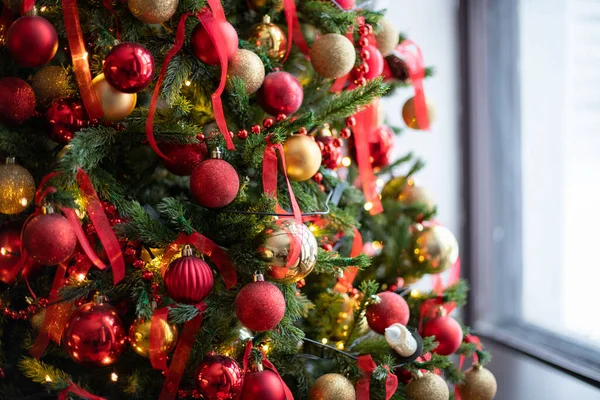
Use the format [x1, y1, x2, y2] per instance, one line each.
[0, 0, 497, 399]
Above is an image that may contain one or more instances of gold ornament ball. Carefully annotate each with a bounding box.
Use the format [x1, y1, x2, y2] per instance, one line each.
[92, 74, 137, 122]
[31, 309, 46, 331]
[405, 371, 449, 400]
[310, 33, 356, 79]
[0, 158, 35, 215]
[127, 0, 178, 24]
[31, 66, 73, 106]
[375, 17, 400, 56]
[457, 365, 498, 400]
[247, 0, 283, 11]
[248, 15, 288, 62]
[412, 224, 459, 273]
[402, 96, 436, 130]
[309, 373, 356, 400]
[382, 177, 434, 212]
[128, 318, 178, 358]
[282, 134, 322, 181]
[228, 49, 265, 95]
[332, 293, 358, 340]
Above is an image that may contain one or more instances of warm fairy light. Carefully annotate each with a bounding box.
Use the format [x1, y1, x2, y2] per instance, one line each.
[321, 338, 328, 345]
[364, 202, 373, 211]
[341, 156, 352, 167]
[336, 342, 344, 350]
[418, 255, 425, 262]
[308, 224, 317, 232]
[340, 312, 348, 319]
[372, 241, 383, 251]
[185, 80, 192, 86]
[376, 178, 385, 187]
[262, 344, 270, 353]
[0, 247, 6, 256]
[413, 248, 420, 255]
[410, 289, 421, 298]
[40, 6, 47, 12]
[76, 273, 86, 282]
[83, 52, 89, 61]
[44, 375, 52, 383]
[20, 198, 28, 206]
[111, 372, 118, 382]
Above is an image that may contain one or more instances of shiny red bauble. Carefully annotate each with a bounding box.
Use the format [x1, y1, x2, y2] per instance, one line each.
[240, 370, 286, 400]
[422, 316, 463, 356]
[194, 354, 244, 399]
[235, 281, 285, 332]
[366, 292, 410, 334]
[258, 71, 304, 116]
[191, 21, 238, 66]
[164, 254, 214, 304]
[23, 213, 77, 266]
[0, 224, 22, 284]
[6, 16, 58, 67]
[190, 159, 239, 208]
[103, 42, 155, 93]
[45, 98, 91, 144]
[160, 142, 208, 176]
[63, 301, 127, 366]
[362, 45, 384, 80]
[0, 78, 36, 125]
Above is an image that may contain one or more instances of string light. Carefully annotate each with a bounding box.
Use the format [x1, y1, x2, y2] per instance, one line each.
[40, 6, 47, 12]
[44, 375, 52, 383]
[0, 247, 6, 256]
[20, 198, 28, 207]
[76, 273, 86, 282]
[364, 202, 373, 211]
[110, 372, 118, 382]
[376, 178, 384, 187]
[336, 342, 344, 350]
[372, 241, 383, 251]
[341, 156, 352, 167]
[410, 289, 421, 298]
[185, 80, 192, 86]
[321, 338, 328, 345]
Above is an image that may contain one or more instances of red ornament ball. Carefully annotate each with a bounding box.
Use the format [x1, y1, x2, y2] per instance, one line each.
[366, 292, 410, 335]
[235, 280, 285, 332]
[63, 301, 127, 366]
[6, 16, 58, 67]
[0, 78, 36, 125]
[164, 250, 214, 304]
[160, 142, 208, 176]
[240, 370, 286, 400]
[0, 224, 21, 284]
[23, 213, 77, 266]
[194, 354, 244, 400]
[103, 42, 155, 93]
[258, 71, 304, 116]
[422, 316, 463, 356]
[45, 98, 91, 144]
[190, 158, 239, 208]
[191, 21, 238, 66]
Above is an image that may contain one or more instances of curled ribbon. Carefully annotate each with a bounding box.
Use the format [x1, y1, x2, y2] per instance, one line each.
[395, 40, 429, 130]
[242, 341, 294, 400]
[356, 354, 398, 400]
[282, 0, 310, 61]
[333, 227, 363, 293]
[58, 381, 107, 400]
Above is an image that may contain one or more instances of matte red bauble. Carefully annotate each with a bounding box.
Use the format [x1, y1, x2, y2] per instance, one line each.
[362, 45, 384, 80]
[160, 142, 208, 176]
[6, 16, 58, 67]
[366, 292, 410, 334]
[422, 316, 463, 356]
[22, 213, 77, 266]
[164, 247, 214, 304]
[63, 301, 127, 366]
[0, 78, 36, 125]
[191, 21, 238, 66]
[235, 277, 285, 332]
[240, 370, 286, 400]
[45, 98, 91, 144]
[0, 224, 21, 284]
[258, 71, 304, 116]
[190, 158, 239, 209]
[194, 354, 244, 400]
[103, 42, 154, 93]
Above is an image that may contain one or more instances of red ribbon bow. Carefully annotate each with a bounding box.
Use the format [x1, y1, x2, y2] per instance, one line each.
[395, 40, 429, 130]
[282, 0, 310, 61]
[58, 381, 106, 400]
[356, 354, 398, 400]
[242, 341, 294, 400]
[333, 227, 363, 292]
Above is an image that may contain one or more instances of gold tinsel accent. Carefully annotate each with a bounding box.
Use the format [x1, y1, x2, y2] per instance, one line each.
[228, 49, 265, 95]
[405, 372, 449, 400]
[457, 365, 498, 400]
[310, 33, 356, 79]
[127, 0, 178, 24]
[309, 374, 355, 400]
[31, 66, 73, 106]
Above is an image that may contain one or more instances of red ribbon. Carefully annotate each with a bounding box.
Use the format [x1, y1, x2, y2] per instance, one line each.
[149, 307, 170, 371]
[431, 257, 461, 296]
[58, 381, 106, 400]
[101, 0, 121, 41]
[20, 0, 34, 14]
[334, 228, 363, 292]
[395, 40, 429, 130]
[356, 354, 398, 400]
[242, 341, 294, 400]
[282, 0, 310, 61]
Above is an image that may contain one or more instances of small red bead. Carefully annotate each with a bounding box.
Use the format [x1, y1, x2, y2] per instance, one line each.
[2, 309, 10, 317]
[360, 48, 371, 61]
[297, 127, 308, 135]
[124, 247, 137, 257]
[366, 24, 373, 35]
[191, 390, 202, 399]
[297, 279, 306, 288]
[142, 270, 154, 281]
[356, 77, 367, 87]
[358, 25, 370, 37]
[153, 295, 163, 306]
[360, 63, 370, 74]
[237, 129, 248, 139]
[38, 298, 49, 307]
[229, 131, 235, 138]
[319, 184, 326, 192]
[133, 259, 145, 269]
[9, 311, 17, 319]
[358, 37, 369, 48]
[322, 243, 333, 251]
[346, 116, 357, 127]
[151, 282, 160, 293]
[263, 118, 274, 128]
[84, 223, 96, 236]
[333, 138, 343, 147]
[177, 390, 188, 398]
[313, 172, 324, 183]
[317, 141, 325, 151]
[27, 305, 37, 313]
[75, 298, 86, 307]
[196, 133, 205, 141]
[340, 128, 352, 139]
[276, 113, 287, 122]
[251, 124, 261, 134]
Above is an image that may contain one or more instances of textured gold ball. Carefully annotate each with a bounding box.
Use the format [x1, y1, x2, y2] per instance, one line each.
[310, 33, 356, 79]
[309, 373, 355, 400]
[412, 224, 459, 273]
[282, 135, 322, 181]
[406, 372, 449, 400]
[402, 96, 436, 130]
[0, 159, 35, 215]
[228, 49, 265, 95]
[457, 365, 498, 400]
[31, 309, 46, 331]
[375, 17, 400, 56]
[92, 74, 137, 121]
[382, 177, 434, 212]
[128, 318, 178, 358]
[31, 66, 73, 106]
[247, 16, 288, 62]
[127, 0, 178, 24]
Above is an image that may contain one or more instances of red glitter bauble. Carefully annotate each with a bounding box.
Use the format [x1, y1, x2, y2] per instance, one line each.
[422, 316, 463, 356]
[190, 159, 239, 208]
[63, 301, 127, 366]
[45, 98, 91, 144]
[160, 142, 208, 176]
[366, 292, 410, 334]
[239, 370, 286, 400]
[6, 16, 58, 67]
[362, 45, 384, 79]
[235, 280, 285, 332]
[194, 354, 244, 400]
[258, 71, 304, 116]
[191, 21, 238, 66]
[103, 42, 155, 93]
[349, 125, 394, 169]
[164, 253, 214, 304]
[0, 78, 36, 125]
[316, 136, 343, 170]
[0, 224, 22, 284]
[22, 213, 77, 266]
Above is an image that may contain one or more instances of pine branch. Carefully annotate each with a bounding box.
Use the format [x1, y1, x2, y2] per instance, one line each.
[18, 357, 71, 392]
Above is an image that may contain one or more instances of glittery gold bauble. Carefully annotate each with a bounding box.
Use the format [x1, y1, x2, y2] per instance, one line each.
[0, 158, 35, 215]
[31, 66, 73, 106]
[405, 371, 449, 400]
[248, 15, 287, 62]
[128, 318, 178, 358]
[282, 134, 323, 181]
[411, 224, 459, 273]
[92, 74, 137, 121]
[228, 49, 265, 95]
[382, 177, 434, 212]
[310, 33, 356, 79]
[402, 96, 436, 130]
[127, 0, 178, 24]
[309, 373, 356, 400]
[31, 309, 46, 331]
[457, 365, 498, 400]
[375, 17, 400, 56]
